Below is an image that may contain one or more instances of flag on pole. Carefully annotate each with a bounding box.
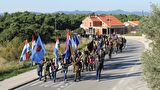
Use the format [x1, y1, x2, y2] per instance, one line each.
[74, 34, 80, 46]
[65, 31, 71, 47]
[71, 37, 76, 48]
[63, 32, 72, 64]
[96, 39, 103, 52]
[30, 35, 46, 64]
[64, 45, 71, 64]
[32, 35, 36, 51]
[20, 40, 30, 62]
[87, 40, 94, 52]
[54, 36, 60, 66]
[72, 35, 80, 50]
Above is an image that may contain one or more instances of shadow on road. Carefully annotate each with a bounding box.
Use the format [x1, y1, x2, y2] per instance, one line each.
[80, 72, 141, 81]
[103, 59, 141, 70]
[103, 72, 141, 80]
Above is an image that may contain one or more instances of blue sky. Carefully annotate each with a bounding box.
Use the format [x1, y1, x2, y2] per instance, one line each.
[0, 0, 159, 13]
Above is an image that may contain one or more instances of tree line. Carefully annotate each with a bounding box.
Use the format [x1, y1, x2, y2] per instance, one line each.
[0, 11, 87, 43]
[0, 11, 143, 44]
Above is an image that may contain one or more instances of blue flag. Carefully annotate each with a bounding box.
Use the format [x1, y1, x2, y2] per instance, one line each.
[30, 35, 46, 63]
[72, 35, 80, 50]
[71, 37, 76, 47]
[96, 39, 103, 53]
[54, 37, 60, 66]
[64, 45, 71, 64]
[63, 32, 72, 64]
[73, 35, 80, 46]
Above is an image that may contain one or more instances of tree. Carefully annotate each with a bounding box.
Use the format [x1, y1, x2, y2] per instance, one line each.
[0, 12, 86, 43]
[141, 4, 160, 90]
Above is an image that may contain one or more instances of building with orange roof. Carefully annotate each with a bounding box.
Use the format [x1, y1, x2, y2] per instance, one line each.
[124, 21, 140, 33]
[80, 15, 125, 35]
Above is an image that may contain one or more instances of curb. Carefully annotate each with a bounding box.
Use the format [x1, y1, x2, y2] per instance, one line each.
[8, 65, 73, 90]
[9, 78, 39, 90]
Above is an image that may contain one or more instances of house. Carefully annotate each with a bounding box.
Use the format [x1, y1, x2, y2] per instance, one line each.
[80, 15, 125, 35]
[124, 21, 140, 33]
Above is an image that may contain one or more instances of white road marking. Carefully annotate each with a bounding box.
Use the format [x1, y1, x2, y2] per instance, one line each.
[52, 82, 64, 88]
[44, 82, 56, 87]
[30, 81, 42, 86]
[39, 81, 52, 87]
[57, 88, 61, 90]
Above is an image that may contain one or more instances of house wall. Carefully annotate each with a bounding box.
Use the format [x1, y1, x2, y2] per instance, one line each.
[81, 16, 126, 35]
[82, 17, 93, 28]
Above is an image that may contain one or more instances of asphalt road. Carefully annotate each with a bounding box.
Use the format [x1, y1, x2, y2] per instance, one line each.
[15, 39, 145, 90]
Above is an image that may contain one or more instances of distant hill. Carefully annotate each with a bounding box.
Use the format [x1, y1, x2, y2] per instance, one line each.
[0, 10, 150, 16]
[55, 9, 150, 16]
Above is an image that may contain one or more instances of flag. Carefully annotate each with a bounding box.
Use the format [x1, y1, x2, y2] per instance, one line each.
[87, 40, 94, 52]
[64, 45, 71, 64]
[63, 32, 72, 64]
[65, 31, 71, 47]
[64, 31, 71, 54]
[32, 35, 36, 51]
[20, 40, 30, 62]
[72, 34, 80, 50]
[73, 34, 80, 46]
[96, 39, 103, 52]
[54, 37, 60, 66]
[71, 37, 76, 48]
[30, 35, 46, 63]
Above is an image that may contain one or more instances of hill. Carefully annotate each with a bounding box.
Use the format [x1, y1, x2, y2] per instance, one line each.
[55, 9, 150, 16]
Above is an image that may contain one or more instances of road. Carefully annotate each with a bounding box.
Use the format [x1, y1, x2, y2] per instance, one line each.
[15, 39, 146, 90]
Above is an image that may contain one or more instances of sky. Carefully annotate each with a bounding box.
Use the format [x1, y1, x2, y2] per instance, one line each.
[0, 0, 159, 13]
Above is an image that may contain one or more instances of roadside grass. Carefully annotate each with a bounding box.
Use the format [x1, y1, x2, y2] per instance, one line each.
[45, 38, 90, 58]
[0, 61, 36, 81]
[0, 38, 90, 81]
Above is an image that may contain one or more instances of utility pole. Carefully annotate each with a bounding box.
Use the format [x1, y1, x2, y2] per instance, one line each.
[55, 19, 57, 31]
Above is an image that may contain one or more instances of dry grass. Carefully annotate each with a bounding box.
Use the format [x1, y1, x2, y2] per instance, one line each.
[0, 44, 35, 81]
[44, 38, 90, 59]
[0, 37, 90, 81]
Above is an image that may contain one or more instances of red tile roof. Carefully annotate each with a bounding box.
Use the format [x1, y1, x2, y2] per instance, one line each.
[90, 16, 100, 21]
[97, 15, 124, 27]
[128, 21, 140, 26]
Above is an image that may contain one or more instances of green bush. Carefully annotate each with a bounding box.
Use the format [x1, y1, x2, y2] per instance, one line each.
[0, 37, 22, 61]
[141, 4, 160, 90]
[142, 45, 160, 90]
[73, 28, 85, 35]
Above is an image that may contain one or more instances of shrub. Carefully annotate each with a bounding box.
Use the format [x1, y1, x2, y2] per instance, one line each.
[140, 4, 160, 90]
[0, 37, 22, 61]
[141, 45, 160, 90]
[73, 28, 85, 35]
